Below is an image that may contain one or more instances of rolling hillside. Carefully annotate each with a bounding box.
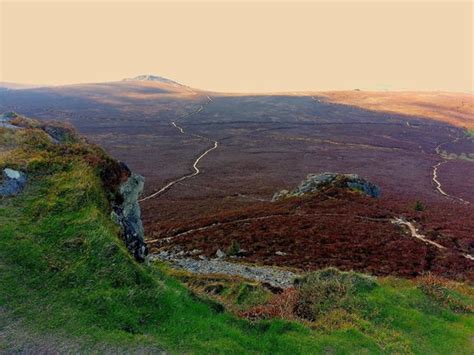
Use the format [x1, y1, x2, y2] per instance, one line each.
[0, 115, 473, 353]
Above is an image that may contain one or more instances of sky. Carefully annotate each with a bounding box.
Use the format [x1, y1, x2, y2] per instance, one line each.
[0, 1, 472, 93]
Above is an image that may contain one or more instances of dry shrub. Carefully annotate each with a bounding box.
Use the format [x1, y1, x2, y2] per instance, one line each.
[417, 273, 473, 313]
[9, 114, 38, 128]
[240, 268, 377, 322]
[294, 271, 351, 321]
[294, 268, 376, 321]
[239, 288, 298, 321]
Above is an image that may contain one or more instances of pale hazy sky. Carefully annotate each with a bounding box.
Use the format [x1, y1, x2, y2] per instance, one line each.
[1, 1, 472, 92]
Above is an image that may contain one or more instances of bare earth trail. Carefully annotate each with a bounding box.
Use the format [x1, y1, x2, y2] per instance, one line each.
[147, 212, 393, 249]
[139, 95, 218, 202]
[432, 136, 470, 204]
[148, 214, 473, 284]
[313, 96, 471, 204]
[391, 217, 474, 261]
[147, 214, 290, 246]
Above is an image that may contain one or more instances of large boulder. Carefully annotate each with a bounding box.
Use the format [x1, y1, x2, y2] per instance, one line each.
[273, 172, 380, 201]
[0, 168, 27, 197]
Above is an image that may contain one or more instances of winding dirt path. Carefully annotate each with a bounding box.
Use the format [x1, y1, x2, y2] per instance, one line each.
[432, 161, 449, 197]
[391, 217, 473, 260]
[431, 136, 470, 204]
[139, 96, 217, 202]
[147, 214, 289, 245]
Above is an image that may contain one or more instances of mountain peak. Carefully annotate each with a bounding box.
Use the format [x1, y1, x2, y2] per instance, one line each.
[123, 74, 182, 86]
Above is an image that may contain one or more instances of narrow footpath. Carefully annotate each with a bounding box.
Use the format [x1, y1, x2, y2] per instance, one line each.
[139, 96, 217, 202]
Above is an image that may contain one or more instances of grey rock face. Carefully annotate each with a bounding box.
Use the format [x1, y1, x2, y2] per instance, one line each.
[0, 168, 27, 197]
[112, 173, 148, 261]
[273, 172, 380, 201]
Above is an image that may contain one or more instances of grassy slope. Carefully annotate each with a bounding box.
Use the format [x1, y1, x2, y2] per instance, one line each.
[0, 126, 473, 353]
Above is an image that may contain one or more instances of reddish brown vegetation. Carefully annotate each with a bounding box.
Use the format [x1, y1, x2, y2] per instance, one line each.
[149, 189, 474, 281]
[239, 288, 299, 321]
[1, 83, 472, 281]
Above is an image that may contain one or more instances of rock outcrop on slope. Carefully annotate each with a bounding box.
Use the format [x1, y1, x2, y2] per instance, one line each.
[0, 168, 27, 197]
[0, 112, 76, 143]
[0, 112, 149, 262]
[272, 172, 380, 201]
[111, 172, 148, 262]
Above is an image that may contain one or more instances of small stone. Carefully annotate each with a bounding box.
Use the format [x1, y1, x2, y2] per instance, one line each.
[275, 251, 287, 256]
[216, 249, 226, 258]
[190, 249, 202, 255]
[0, 168, 27, 197]
[4, 168, 21, 180]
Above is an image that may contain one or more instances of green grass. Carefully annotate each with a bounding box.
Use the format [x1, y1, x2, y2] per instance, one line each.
[0, 126, 473, 353]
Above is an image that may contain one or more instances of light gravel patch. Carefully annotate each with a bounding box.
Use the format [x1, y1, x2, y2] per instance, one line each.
[150, 252, 300, 289]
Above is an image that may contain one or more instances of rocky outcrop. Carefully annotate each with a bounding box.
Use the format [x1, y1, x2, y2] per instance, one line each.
[111, 173, 148, 262]
[0, 112, 21, 130]
[0, 168, 27, 197]
[273, 172, 380, 201]
[1, 113, 148, 260]
[1, 113, 149, 261]
[0, 112, 76, 143]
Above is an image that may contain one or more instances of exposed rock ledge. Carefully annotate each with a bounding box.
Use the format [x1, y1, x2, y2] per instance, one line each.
[112, 172, 148, 262]
[1, 112, 149, 261]
[273, 172, 380, 201]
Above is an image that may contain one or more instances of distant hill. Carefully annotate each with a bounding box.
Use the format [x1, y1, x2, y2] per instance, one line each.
[0, 82, 46, 90]
[123, 74, 184, 87]
[319, 91, 474, 129]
